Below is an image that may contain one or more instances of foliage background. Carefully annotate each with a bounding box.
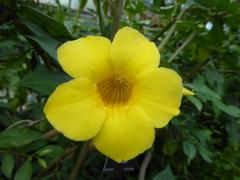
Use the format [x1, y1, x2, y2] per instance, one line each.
[0, 0, 240, 179]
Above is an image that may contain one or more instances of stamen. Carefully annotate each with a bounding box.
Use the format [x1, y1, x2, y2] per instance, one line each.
[97, 74, 133, 106]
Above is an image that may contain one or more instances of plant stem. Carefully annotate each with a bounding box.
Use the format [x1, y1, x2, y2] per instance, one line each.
[43, 129, 59, 140]
[74, 2, 81, 27]
[158, 8, 186, 51]
[68, 0, 72, 11]
[138, 150, 153, 180]
[96, 0, 105, 35]
[6, 119, 44, 130]
[184, 59, 210, 81]
[168, 31, 197, 63]
[68, 141, 91, 180]
[111, 0, 124, 40]
[6, 120, 33, 130]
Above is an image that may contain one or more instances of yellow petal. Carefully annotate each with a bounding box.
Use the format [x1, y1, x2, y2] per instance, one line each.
[93, 106, 155, 162]
[132, 68, 183, 128]
[57, 36, 111, 81]
[110, 27, 160, 80]
[182, 87, 195, 96]
[44, 78, 107, 141]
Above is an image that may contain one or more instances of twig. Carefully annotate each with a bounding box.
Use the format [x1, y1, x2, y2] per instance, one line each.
[138, 150, 153, 180]
[151, 22, 172, 42]
[68, 141, 91, 180]
[158, 8, 187, 51]
[111, 0, 124, 40]
[184, 59, 210, 81]
[168, 31, 197, 63]
[42, 129, 59, 140]
[6, 118, 44, 130]
[6, 120, 33, 130]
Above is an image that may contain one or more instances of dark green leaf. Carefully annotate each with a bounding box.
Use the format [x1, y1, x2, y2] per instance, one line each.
[185, 76, 221, 101]
[213, 100, 240, 118]
[18, 5, 72, 38]
[37, 145, 64, 159]
[197, 144, 212, 163]
[193, 129, 211, 142]
[26, 35, 59, 60]
[193, 0, 218, 9]
[153, 165, 175, 180]
[18, 70, 71, 95]
[183, 141, 197, 164]
[14, 161, 32, 180]
[0, 102, 10, 109]
[1, 153, 14, 179]
[187, 96, 203, 111]
[0, 128, 42, 149]
[226, 121, 240, 149]
[163, 139, 178, 156]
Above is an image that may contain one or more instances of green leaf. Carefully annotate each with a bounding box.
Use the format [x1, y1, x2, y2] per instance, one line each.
[226, 121, 240, 149]
[1, 153, 14, 179]
[185, 76, 221, 101]
[193, 0, 218, 9]
[18, 70, 71, 95]
[26, 35, 59, 60]
[14, 161, 32, 180]
[163, 139, 178, 156]
[213, 100, 240, 118]
[153, 165, 175, 180]
[0, 128, 42, 149]
[18, 5, 72, 38]
[187, 96, 203, 111]
[0, 102, 10, 109]
[37, 158, 47, 169]
[196, 47, 210, 63]
[197, 144, 212, 163]
[37, 145, 64, 159]
[193, 0, 240, 14]
[183, 141, 197, 164]
[193, 129, 211, 143]
[80, 0, 88, 9]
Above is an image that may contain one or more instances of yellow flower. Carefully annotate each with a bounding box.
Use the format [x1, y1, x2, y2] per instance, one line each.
[44, 27, 184, 162]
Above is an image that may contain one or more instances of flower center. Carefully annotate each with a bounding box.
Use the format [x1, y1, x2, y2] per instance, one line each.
[97, 74, 133, 107]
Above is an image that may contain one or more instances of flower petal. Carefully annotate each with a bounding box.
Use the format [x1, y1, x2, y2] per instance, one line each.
[44, 78, 107, 141]
[93, 106, 155, 162]
[110, 27, 160, 80]
[132, 68, 183, 128]
[58, 36, 111, 81]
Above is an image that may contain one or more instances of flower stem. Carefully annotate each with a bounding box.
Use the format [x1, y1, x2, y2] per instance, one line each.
[68, 141, 91, 180]
[168, 31, 197, 63]
[138, 150, 153, 180]
[158, 8, 187, 51]
[111, 0, 124, 40]
[96, 0, 105, 36]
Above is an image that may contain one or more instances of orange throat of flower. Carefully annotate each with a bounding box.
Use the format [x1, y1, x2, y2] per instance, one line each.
[97, 74, 133, 107]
